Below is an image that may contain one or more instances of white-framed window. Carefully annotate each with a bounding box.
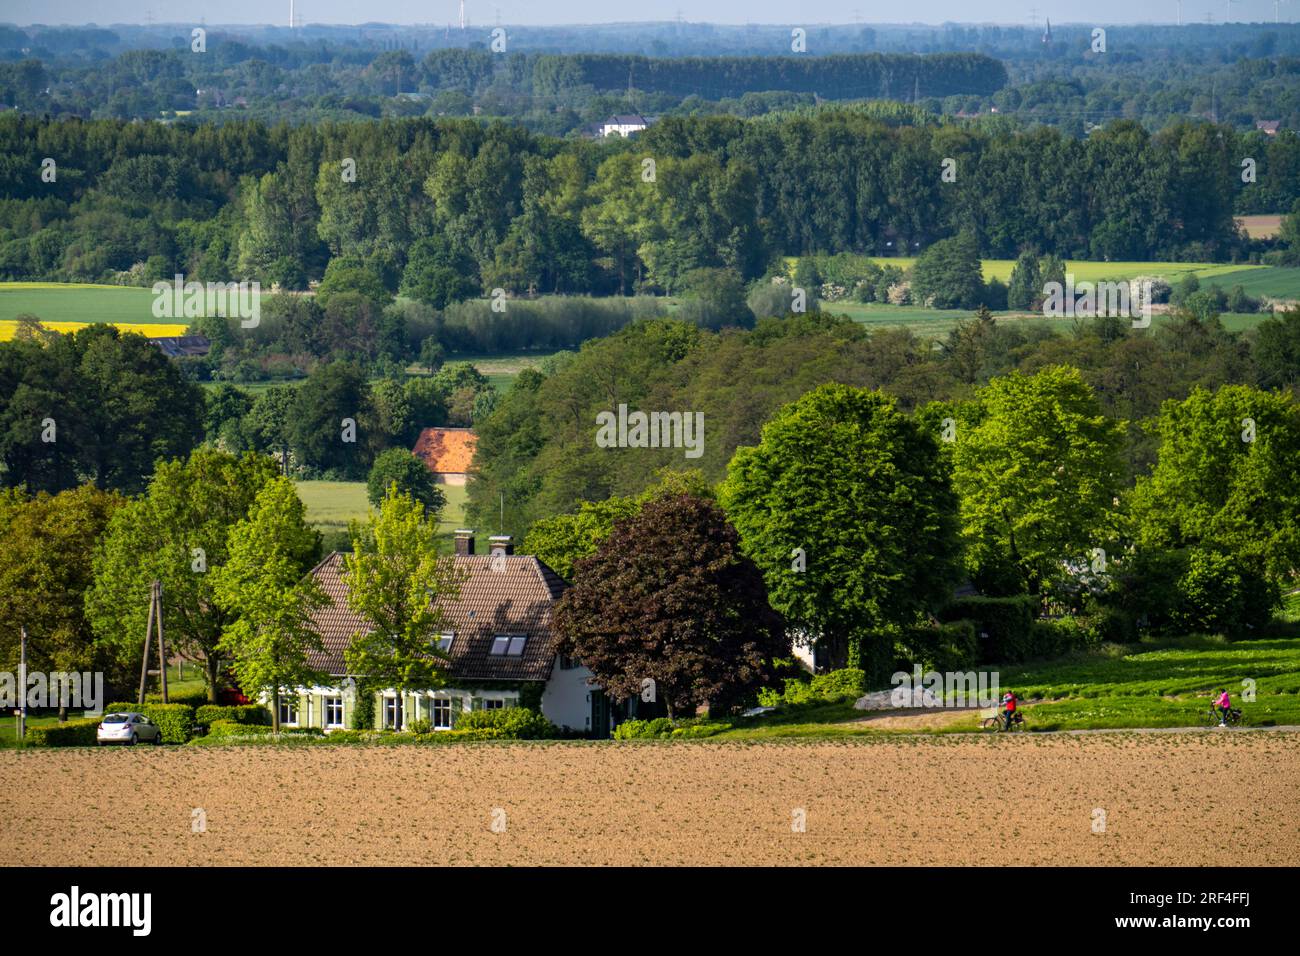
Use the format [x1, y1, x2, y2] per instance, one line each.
[437, 632, 454, 653]
[325, 696, 344, 728]
[383, 696, 404, 730]
[482, 698, 505, 711]
[279, 697, 298, 726]
[432, 697, 454, 730]
[491, 635, 527, 656]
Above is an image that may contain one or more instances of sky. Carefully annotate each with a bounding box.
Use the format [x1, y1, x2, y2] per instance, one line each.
[5, 1, 1296, 28]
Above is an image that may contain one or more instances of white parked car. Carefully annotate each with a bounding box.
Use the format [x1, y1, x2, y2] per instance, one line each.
[96, 712, 163, 746]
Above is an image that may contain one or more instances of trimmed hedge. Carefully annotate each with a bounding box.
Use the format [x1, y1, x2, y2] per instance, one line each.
[453, 706, 558, 739]
[195, 704, 270, 726]
[26, 717, 99, 747]
[104, 702, 195, 743]
[146, 687, 210, 708]
[203, 720, 323, 739]
[893, 620, 979, 672]
[939, 596, 1039, 663]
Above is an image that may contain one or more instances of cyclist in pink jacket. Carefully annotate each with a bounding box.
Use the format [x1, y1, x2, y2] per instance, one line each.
[1215, 688, 1232, 726]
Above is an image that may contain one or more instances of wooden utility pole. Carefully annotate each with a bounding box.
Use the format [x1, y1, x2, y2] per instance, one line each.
[157, 581, 169, 703]
[136, 581, 169, 705]
[18, 625, 26, 742]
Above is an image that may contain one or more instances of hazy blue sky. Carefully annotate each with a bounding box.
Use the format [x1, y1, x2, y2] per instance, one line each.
[6, 1, 1296, 28]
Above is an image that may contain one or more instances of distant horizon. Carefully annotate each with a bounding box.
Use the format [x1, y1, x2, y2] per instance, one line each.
[3, 0, 1295, 30]
[7, 19, 1296, 28]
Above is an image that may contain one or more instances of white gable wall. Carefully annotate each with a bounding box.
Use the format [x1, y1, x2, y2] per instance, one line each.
[540, 656, 597, 734]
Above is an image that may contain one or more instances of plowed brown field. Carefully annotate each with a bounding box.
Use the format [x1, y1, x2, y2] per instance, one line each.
[3, 734, 1297, 866]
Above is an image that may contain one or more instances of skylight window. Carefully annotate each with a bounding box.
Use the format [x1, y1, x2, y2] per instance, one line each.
[490, 635, 527, 656]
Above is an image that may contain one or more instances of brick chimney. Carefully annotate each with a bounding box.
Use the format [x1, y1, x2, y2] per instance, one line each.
[454, 529, 475, 556]
[488, 534, 514, 557]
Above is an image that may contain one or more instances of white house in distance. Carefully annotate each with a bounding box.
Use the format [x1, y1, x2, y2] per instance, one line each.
[600, 113, 649, 137]
[282, 531, 613, 736]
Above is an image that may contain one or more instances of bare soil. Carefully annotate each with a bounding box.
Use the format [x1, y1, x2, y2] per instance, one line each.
[3, 734, 1296, 866]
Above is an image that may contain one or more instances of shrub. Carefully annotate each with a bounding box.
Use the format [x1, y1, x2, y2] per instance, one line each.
[756, 678, 814, 708]
[1172, 549, 1278, 635]
[442, 727, 507, 740]
[893, 621, 979, 672]
[809, 668, 867, 700]
[613, 717, 728, 739]
[612, 717, 675, 739]
[26, 718, 99, 747]
[1081, 605, 1137, 645]
[1030, 618, 1085, 658]
[201, 720, 324, 740]
[145, 687, 210, 708]
[195, 704, 270, 726]
[939, 596, 1039, 663]
[452, 707, 558, 740]
[204, 720, 274, 738]
[756, 667, 866, 708]
[350, 685, 376, 730]
[104, 702, 195, 743]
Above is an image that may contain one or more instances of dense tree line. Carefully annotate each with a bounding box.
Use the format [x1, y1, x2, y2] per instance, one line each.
[532, 52, 1007, 100]
[0, 325, 204, 494]
[3, 23, 1299, 134]
[466, 307, 1300, 539]
[2, 113, 1290, 298]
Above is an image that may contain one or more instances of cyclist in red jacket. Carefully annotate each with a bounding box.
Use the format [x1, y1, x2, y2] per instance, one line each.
[1001, 690, 1018, 730]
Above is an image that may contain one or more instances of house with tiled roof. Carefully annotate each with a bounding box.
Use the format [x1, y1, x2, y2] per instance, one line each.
[278, 531, 607, 735]
[412, 426, 477, 485]
[600, 114, 648, 137]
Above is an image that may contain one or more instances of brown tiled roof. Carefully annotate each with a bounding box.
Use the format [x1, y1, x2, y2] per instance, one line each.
[412, 427, 477, 475]
[306, 552, 567, 682]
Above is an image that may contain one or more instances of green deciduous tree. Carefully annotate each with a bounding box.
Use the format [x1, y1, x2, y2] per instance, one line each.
[909, 232, 984, 310]
[720, 383, 962, 673]
[951, 365, 1126, 594]
[366, 448, 445, 514]
[86, 449, 283, 702]
[1132, 384, 1300, 587]
[213, 477, 326, 731]
[0, 484, 124, 715]
[342, 486, 464, 693]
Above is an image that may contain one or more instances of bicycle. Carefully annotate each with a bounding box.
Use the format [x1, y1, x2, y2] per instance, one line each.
[982, 710, 1026, 732]
[1203, 705, 1243, 727]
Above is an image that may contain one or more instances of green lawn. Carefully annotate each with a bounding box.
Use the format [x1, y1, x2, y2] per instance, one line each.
[712, 629, 1300, 740]
[296, 479, 469, 538]
[0, 282, 163, 324]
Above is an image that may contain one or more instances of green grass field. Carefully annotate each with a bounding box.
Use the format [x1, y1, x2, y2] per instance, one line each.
[409, 351, 563, 393]
[296, 479, 469, 538]
[712, 628, 1300, 740]
[825, 302, 1274, 337]
[784, 257, 1300, 299]
[0, 282, 162, 324]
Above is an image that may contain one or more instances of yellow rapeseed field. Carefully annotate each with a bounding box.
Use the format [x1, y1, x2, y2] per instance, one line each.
[0, 321, 189, 341]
